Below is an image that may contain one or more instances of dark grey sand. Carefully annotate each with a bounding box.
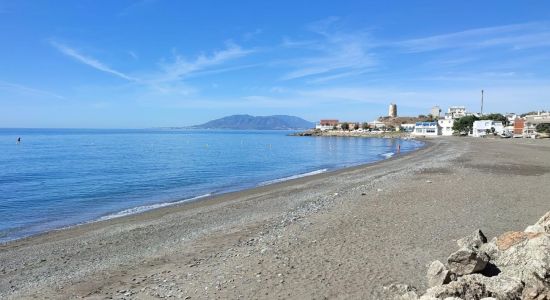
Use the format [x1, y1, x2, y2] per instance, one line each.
[1, 137, 549, 299]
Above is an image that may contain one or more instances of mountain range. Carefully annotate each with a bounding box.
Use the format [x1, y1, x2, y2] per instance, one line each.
[192, 114, 314, 130]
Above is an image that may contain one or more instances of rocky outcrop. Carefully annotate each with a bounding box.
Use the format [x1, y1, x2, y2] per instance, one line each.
[395, 211, 550, 300]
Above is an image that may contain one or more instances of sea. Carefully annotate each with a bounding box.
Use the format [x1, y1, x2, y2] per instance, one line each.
[0, 128, 424, 243]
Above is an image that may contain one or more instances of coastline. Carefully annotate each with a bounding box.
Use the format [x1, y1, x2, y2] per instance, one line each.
[0, 137, 424, 245]
[1, 137, 549, 299]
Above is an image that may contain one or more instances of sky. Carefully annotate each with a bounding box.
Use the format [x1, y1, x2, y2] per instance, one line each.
[1, 0, 550, 128]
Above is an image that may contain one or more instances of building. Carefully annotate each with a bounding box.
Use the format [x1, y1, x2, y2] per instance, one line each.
[471, 120, 504, 137]
[369, 120, 387, 130]
[437, 119, 454, 136]
[431, 106, 441, 119]
[316, 119, 339, 131]
[505, 113, 518, 125]
[445, 106, 467, 119]
[400, 123, 416, 132]
[513, 118, 525, 135]
[413, 122, 439, 136]
[388, 103, 397, 118]
[524, 112, 550, 137]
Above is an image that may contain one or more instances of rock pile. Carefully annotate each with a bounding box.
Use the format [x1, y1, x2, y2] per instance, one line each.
[399, 211, 550, 300]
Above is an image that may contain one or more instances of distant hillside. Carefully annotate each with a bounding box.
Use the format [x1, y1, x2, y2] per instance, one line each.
[193, 114, 315, 130]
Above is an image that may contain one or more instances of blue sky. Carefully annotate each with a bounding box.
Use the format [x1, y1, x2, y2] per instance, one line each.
[1, 0, 550, 128]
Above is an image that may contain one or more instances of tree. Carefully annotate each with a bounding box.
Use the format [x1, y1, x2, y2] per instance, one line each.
[341, 122, 349, 130]
[452, 115, 479, 134]
[361, 122, 369, 130]
[354, 123, 360, 130]
[481, 113, 508, 126]
[536, 123, 550, 133]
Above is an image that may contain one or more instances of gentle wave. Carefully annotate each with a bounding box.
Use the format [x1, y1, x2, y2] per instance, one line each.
[96, 193, 212, 221]
[258, 169, 328, 186]
[381, 152, 395, 158]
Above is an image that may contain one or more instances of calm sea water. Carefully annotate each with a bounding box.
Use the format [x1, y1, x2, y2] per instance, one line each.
[0, 129, 424, 243]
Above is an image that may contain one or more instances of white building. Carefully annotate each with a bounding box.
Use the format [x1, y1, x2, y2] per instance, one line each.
[400, 123, 416, 132]
[471, 120, 504, 137]
[413, 122, 439, 136]
[445, 106, 467, 119]
[438, 119, 454, 136]
[369, 120, 386, 129]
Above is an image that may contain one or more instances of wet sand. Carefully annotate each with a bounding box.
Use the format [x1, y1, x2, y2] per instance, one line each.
[1, 137, 549, 299]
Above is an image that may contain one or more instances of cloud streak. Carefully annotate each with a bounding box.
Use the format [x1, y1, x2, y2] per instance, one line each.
[396, 22, 550, 52]
[280, 18, 376, 82]
[50, 41, 139, 82]
[154, 42, 255, 83]
[0, 80, 65, 99]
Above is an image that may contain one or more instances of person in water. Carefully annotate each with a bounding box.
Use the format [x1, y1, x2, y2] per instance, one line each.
[17, 137, 21, 144]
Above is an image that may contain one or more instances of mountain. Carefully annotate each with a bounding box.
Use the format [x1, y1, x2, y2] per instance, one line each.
[193, 115, 315, 130]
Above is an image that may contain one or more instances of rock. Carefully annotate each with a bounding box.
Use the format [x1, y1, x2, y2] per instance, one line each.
[447, 247, 489, 276]
[386, 283, 417, 299]
[457, 229, 487, 250]
[496, 231, 543, 251]
[423, 274, 523, 300]
[522, 286, 550, 300]
[492, 232, 550, 292]
[399, 291, 419, 300]
[524, 211, 550, 234]
[426, 260, 452, 287]
[423, 277, 487, 299]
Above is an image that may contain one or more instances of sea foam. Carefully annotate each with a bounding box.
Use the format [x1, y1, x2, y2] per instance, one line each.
[258, 169, 328, 186]
[96, 194, 212, 221]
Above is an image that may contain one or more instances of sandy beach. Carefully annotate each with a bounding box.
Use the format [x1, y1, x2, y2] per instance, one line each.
[1, 137, 549, 299]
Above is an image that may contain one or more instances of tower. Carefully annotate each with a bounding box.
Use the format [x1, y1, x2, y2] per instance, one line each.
[431, 106, 441, 118]
[388, 103, 397, 118]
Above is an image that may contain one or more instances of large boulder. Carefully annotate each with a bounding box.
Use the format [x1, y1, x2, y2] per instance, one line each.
[448, 247, 489, 276]
[427, 260, 452, 287]
[492, 231, 550, 293]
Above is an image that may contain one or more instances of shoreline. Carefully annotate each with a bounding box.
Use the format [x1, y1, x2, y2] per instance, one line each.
[0, 138, 426, 246]
[2, 137, 549, 299]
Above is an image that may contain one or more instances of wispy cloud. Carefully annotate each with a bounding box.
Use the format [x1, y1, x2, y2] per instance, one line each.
[50, 41, 139, 82]
[280, 18, 376, 82]
[153, 42, 255, 83]
[128, 51, 139, 60]
[396, 22, 550, 52]
[0, 80, 65, 99]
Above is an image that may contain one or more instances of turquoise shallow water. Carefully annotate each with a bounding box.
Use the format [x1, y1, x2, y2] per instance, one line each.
[0, 128, 424, 242]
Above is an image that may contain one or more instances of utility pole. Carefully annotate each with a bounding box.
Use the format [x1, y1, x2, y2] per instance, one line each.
[481, 90, 483, 116]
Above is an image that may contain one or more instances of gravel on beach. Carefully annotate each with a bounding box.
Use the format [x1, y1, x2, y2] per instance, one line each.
[1, 137, 549, 299]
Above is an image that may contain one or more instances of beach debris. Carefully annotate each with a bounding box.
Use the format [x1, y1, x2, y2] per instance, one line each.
[394, 210, 550, 300]
[447, 247, 489, 276]
[377, 188, 383, 192]
[426, 180, 432, 183]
